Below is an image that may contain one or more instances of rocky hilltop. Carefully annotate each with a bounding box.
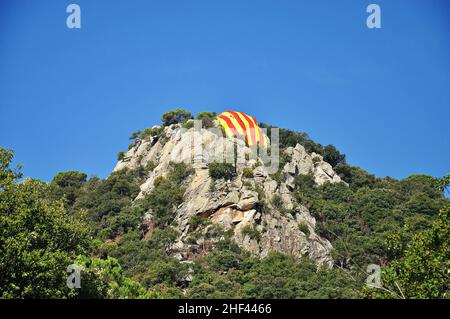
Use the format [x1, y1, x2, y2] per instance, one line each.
[2, 106, 447, 299]
[113, 121, 344, 267]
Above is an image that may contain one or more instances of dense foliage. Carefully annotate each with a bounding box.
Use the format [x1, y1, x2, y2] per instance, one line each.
[0, 148, 149, 298]
[187, 243, 360, 299]
[141, 162, 193, 226]
[161, 109, 193, 126]
[208, 162, 236, 181]
[366, 206, 449, 298]
[260, 124, 346, 168]
[196, 112, 217, 129]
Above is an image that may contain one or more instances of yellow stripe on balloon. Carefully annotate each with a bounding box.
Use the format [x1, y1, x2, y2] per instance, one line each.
[234, 111, 254, 145]
[217, 117, 234, 139]
[216, 110, 270, 150]
[245, 114, 260, 145]
[222, 111, 245, 136]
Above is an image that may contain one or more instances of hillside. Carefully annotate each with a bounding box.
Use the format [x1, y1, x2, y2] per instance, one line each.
[113, 119, 344, 267]
[0, 109, 448, 299]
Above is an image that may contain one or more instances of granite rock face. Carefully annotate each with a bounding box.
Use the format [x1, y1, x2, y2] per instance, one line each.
[113, 123, 345, 267]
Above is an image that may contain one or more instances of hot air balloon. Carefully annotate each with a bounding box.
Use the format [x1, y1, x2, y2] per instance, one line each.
[217, 110, 270, 149]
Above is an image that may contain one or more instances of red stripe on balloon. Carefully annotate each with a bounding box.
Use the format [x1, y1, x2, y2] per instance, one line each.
[218, 114, 238, 136]
[239, 112, 256, 145]
[226, 110, 250, 144]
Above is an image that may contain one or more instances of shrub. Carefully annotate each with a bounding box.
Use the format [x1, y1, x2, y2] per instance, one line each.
[144, 161, 156, 172]
[169, 162, 194, 181]
[196, 112, 217, 128]
[141, 126, 163, 140]
[148, 227, 180, 250]
[298, 222, 310, 236]
[269, 170, 286, 184]
[129, 131, 141, 140]
[254, 185, 265, 199]
[141, 162, 193, 226]
[209, 180, 216, 192]
[279, 152, 293, 168]
[205, 224, 226, 239]
[52, 171, 87, 189]
[294, 173, 316, 192]
[401, 174, 442, 199]
[208, 162, 236, 181]
[51, 170, 87, 206]
[271, 194, 283, 209]
[242, 167, 254, 178]
[259, 125, 347, 167]
[100, 205, 145, 240]
[279, 207, 295, 217]
[75, 256, 151, 299]
[334, 163, 376, 189]
[182, 120, 194, 129]
[241, 225, 261, 241]
[144, 179, 183, 224]
[187, 234, 201, 245]
[128, 142, 136, 150]
[323, 144, 346, 167]
[161, 109, 193, 126]
[188, 215, 210, 230]
[117, 151, 126, 161]
[208, 250, 240, 272]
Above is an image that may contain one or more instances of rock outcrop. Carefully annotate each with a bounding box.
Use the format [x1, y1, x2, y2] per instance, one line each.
[113, 123, 344, 267]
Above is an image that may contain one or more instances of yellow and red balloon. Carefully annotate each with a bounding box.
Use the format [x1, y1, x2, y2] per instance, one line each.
[217, 110, 270, 149]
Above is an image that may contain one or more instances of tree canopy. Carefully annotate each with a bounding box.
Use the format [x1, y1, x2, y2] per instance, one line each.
[161, 109, 193, 126]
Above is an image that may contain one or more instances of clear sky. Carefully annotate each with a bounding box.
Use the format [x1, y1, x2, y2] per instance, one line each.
[1, 0, 449, 182]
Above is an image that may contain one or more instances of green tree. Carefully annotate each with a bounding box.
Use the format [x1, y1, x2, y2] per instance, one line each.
[196, 112, 217, 128]
[323, 144, 346, 167]
[187, 272, 244, 298]
[367, 206, 449, 299]
[334, 163, 376, 189]
[0, 178, 91, 298]
[107, 230, 188, 291]
[70, 168, 144, 240]
[401, 174, 442, 199]
[141, 163, 192, 226]
[161, 109, 193, 126]
[436, 174, 450, 195]
[0, 147, 22, 189]
[74, 256, 150, 299]
[51, 171, 87, 206]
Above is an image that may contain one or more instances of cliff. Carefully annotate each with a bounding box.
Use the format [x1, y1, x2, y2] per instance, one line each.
[113, 121, 345, 267]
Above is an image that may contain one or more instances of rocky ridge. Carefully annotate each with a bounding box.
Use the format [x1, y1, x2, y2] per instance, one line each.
[114, 122, 344, 267]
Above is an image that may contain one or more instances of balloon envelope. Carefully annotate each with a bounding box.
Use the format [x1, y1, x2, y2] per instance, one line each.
[217, 110, 269, 149]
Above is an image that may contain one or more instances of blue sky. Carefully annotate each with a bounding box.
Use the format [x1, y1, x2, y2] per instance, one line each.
[1, 0, 449, 182]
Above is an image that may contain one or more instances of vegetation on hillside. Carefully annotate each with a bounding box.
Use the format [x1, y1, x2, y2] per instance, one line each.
[0, 110, 448, 299]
